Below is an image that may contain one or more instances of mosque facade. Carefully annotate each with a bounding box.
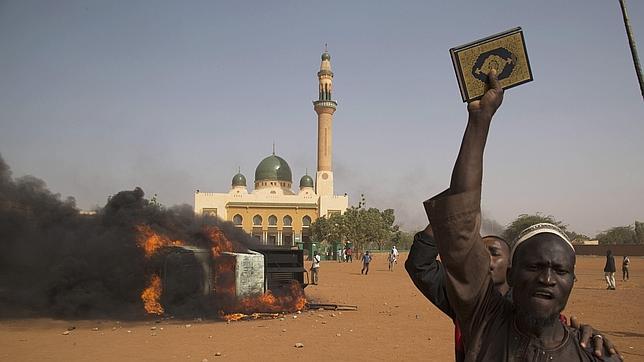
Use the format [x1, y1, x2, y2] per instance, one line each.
[194, 50, 349, 246]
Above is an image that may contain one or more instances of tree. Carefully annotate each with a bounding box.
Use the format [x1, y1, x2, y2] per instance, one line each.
[596, 225, 636, 245]
[338, 195, 402, 253]
[503, 213, 568, 243]
[389, 230, 414, 250]
[310, 213, 345, 251]
[635, 221, 644, 244]
[311, 194, 403, 254]
[566, 231, 590, 243]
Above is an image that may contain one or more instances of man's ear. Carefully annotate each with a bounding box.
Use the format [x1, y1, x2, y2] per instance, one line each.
[507, 267, 514, 287]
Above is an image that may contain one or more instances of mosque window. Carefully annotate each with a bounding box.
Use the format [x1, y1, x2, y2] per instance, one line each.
[253, 215, 263, 226]
[302, 215, 312, 227]
[233, 214, 243, 226]
[283, 215, 292, 227]
[268, 215, 277, 226]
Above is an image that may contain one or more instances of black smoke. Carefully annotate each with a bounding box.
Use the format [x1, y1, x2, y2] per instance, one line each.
[0, 154, 254, 319]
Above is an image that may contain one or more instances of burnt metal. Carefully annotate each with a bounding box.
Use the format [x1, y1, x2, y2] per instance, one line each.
[306, 303, 358, 311]
[160, 246, 213, 315]
[251, 247, 308, 291]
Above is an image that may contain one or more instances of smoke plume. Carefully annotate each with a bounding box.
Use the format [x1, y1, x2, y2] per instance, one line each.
[0, 154, 255, 319]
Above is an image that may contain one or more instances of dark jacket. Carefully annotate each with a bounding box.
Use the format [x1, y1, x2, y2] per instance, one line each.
[405, 230, 454, 319]
[604, 254, 616, 273]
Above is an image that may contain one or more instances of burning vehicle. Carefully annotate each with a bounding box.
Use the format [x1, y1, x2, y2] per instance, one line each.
[136, 224, 308, 319]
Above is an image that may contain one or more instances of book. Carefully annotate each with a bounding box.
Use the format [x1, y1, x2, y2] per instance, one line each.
[450, 27, 533, 102]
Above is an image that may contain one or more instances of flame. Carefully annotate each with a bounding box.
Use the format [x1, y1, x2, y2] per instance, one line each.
[221, 313, 245, 321]
[203, 226, 233, 257]
[222, 281, 306, 316]
[135, 224, 183, 257]
[141, 274, 164, 315]
[214, 255, 237, 299]
[134, 224, 306, 318]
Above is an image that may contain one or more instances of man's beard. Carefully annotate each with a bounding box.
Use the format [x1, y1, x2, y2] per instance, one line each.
[521, 314, 558, 330]
[517, 309, 559, 330]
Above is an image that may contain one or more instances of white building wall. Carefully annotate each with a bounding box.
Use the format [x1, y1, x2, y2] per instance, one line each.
[195, 187, 320, 219]
[319, 194, 349, 217]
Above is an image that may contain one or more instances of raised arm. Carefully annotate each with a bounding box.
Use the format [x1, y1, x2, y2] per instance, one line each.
[423, 70, 504, 324]
[451, 69, 503, 194]
[405, 225, 455, 319]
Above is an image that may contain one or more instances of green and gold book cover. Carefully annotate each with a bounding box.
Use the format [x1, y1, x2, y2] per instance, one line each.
[450, 27, 533, 102]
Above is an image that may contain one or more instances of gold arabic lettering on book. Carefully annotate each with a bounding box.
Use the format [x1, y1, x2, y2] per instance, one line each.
[450, 27, 533, 102]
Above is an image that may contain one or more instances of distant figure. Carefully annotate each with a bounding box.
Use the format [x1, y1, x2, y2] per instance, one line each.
[622, 255, 630, 281]
[361, 251, 372, 275]
[311, 251, 321, 285]
[337, 247, 344, 263]
[604, 250, 616, 290]
[345, 245, 353, 263]
[388, 245, 399, 271]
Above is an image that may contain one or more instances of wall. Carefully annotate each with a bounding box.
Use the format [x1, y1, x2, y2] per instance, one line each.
[574, 244, 644, 256]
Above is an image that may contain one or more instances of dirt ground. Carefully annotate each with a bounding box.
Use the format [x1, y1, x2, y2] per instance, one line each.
[1, 254, 643, 361]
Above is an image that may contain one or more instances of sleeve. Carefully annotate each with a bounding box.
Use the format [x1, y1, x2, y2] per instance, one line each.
[424, 188, 492, 324]
[405, 230, 456, 319]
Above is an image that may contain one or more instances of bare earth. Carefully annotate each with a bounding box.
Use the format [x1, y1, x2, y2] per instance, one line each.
[1, 254, 643, 361]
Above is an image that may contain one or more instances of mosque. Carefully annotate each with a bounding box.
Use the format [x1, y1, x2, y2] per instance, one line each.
[194, 50, 349, 246]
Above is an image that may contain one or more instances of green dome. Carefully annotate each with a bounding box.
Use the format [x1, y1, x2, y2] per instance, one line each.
[232, 172, 246, 187]
[321, 52, 331, 61]
[254, 155, 292, 182]
[299, 174, 314, 188]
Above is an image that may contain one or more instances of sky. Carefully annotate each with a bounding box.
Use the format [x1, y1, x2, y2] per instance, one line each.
[0, 0, 642, 236]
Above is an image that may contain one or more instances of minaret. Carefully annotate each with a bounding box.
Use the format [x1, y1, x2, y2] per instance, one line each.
[313, 48, 337, 196]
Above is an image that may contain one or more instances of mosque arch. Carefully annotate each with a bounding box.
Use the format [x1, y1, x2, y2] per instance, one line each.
[233, 214, 243, 226]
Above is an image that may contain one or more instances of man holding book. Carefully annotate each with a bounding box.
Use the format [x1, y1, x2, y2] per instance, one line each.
[423, 69, 621, 361]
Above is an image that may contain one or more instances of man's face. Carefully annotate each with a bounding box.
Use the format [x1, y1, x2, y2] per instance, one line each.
[483, 236, 509, 286]
[509, 234, 575, 323]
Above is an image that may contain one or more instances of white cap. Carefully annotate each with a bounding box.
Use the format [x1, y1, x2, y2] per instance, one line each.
[510, 223, 574, 265]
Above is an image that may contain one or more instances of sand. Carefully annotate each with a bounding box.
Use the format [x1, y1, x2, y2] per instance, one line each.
[1, 254, 643, 361]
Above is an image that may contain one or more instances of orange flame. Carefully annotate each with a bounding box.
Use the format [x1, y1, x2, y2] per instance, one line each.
[203, 226, 234, 257]
[240, 282, 306, 313]
[221, 313, 246, 321]
[135, 224, 183, 257]
[141, 274, 164, 315]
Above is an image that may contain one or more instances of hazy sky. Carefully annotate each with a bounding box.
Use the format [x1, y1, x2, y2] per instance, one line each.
[1, 0, 642, 236]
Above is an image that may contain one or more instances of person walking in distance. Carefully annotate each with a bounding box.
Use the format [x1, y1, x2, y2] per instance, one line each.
[361, 250, 372, 275]
[345, 244, 353, 263]
[311, 251, 321, 285]
[604, 249, 616, 290]
[622, 255, 630, 281]
[389, 245, 399, 271]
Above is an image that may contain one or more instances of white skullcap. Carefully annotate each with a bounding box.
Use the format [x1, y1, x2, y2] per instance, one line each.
[510, 223, 574, 264]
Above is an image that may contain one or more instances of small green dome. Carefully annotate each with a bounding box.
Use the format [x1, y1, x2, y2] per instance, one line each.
[299, 174, 314, 188]
[232, 172, 246, 187]
[321, 52, 331, 61]
[255, 154, 292, 182]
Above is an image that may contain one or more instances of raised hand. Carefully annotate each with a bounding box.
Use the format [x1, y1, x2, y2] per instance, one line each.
[467, 69, 504, 121]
